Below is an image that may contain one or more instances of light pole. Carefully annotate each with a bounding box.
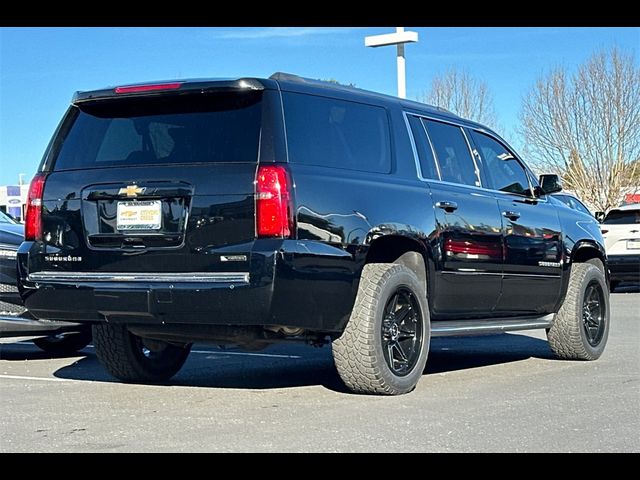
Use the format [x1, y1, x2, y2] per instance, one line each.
[18, 173, 26, 186]
[365, 27, 419, 99]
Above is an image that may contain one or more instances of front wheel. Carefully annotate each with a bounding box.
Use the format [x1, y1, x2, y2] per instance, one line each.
[93, 324, 191, 383]
[332, 263, 430, 395]
[547, 262, 609, 360]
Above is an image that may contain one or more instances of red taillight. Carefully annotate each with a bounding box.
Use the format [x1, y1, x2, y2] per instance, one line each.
[256, 166, 292, 238]
[114, 82, 182, 94]
[25, 173, 47, 241]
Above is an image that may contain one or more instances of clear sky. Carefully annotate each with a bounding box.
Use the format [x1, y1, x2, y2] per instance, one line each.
[0, 26, 638, 186]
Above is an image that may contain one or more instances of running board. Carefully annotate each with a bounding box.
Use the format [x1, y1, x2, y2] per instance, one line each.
[431, 314, 554, 337]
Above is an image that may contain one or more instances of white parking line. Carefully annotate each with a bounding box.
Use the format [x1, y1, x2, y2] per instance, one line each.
[0, 374, 71, 382]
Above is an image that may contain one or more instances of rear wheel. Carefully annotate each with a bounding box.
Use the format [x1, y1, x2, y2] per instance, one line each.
[33, 330, 92, 355]
[332, 263, 430, 395]
[547, 262, 609, 360]
[93, 324, 191, 383]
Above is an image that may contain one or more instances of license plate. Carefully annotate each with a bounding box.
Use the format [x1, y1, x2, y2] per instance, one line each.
[117, 201, 161, 231]
[627, 239, 640, 250]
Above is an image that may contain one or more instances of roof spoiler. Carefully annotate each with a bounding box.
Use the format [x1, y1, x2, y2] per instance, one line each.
[72, 78, 265, 104]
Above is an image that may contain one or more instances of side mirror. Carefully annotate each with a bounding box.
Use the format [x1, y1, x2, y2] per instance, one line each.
[538, 174, 562, 195]
[595, 211, 605, 223]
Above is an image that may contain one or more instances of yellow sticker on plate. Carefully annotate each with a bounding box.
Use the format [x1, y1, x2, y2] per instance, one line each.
[117, 201, 162, 230]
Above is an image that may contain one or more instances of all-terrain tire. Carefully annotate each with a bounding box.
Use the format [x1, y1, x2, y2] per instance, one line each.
[332, 263, 430, 395]
[93, 324, 191, 383]
[547, 262, 609, 360]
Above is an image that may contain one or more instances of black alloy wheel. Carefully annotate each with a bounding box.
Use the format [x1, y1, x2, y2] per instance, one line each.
[582, 281, 606, 347]
[381, 287, 423, 377]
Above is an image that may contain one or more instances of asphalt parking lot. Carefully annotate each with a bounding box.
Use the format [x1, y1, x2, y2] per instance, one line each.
[1, 289, 638, 452]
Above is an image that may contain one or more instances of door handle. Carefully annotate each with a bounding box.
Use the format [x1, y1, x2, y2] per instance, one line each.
[436, 201, 458, 213]
[502, 211, 521, 221]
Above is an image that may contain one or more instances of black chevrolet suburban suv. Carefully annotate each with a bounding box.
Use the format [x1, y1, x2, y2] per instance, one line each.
[18, 73, 609, 395]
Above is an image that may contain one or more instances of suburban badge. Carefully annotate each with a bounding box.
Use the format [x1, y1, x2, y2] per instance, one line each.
[538, 261, 562, 268]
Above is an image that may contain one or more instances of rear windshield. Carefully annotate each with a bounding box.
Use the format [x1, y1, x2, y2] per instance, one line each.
[603, 209, 640, 224]
[51, 92, 263, 170]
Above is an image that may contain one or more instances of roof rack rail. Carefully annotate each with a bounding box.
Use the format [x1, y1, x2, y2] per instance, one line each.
[436, 106, 454, 114]
[269, 72, 306, 82]
[271, 72, 459, 119]
[269, 72, 354, 89]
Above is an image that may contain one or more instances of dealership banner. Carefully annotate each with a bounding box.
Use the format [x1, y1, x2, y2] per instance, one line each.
[6, 185, 22, 219]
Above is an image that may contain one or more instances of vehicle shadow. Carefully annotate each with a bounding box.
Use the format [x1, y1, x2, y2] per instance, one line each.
[0, 343, 90, 361]
[23, 332, 557, 392]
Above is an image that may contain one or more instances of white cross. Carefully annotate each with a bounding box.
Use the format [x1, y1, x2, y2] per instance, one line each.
[365, 27, 419, 99]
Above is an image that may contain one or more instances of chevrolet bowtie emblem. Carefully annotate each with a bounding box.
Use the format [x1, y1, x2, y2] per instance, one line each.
[119, 185, 146, 197]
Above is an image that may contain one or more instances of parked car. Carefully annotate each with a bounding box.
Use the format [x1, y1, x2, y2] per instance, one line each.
[552, 193, 594, 217]
[600, 204, 640, 291]
[0, 210, 91, 354]
[0, 210, 25, 313]
[17, 73, 609, 394]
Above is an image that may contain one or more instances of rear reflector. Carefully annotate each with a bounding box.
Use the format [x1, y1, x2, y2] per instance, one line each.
[256, 166, 292, 238]
[115, 82, 183, 94]
[25, 173, 47, 241]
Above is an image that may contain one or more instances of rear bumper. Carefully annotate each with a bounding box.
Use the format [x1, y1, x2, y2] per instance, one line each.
[608, 254, 640, 282]
[22, 275, 270, 325]
[18, 239, 359, 333]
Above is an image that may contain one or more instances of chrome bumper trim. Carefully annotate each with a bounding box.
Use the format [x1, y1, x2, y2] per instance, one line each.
[28, 271, 250, 284]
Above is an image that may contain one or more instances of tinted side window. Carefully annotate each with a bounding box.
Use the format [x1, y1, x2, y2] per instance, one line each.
[406, 115, 438, 180]
[470, 131, 532, 196]
[423, 119, 478, 187]
[283, 92, 391, 174]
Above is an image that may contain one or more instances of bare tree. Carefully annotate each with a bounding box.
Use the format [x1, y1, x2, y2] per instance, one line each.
[520, 47, 640, 213]
[420, 68, 498, 128]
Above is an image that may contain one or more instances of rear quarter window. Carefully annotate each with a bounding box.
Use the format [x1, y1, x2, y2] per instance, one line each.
[282, 92, 391, 174]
